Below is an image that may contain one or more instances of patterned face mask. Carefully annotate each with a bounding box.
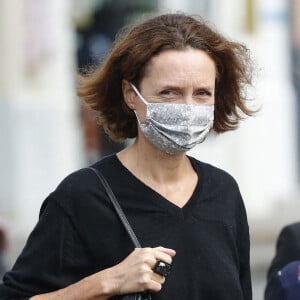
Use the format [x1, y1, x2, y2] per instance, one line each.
[130, 83, 214, 155]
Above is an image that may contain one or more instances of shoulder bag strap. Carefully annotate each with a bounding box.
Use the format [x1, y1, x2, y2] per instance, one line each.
[88, 167, 141, 248]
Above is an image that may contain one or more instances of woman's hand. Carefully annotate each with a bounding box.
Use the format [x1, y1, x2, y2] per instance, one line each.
[104, 246, 176, 296]
[30, 247, 175, 300]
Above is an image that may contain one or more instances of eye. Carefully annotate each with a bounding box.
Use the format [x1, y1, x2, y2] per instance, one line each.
[160, 90, 174, 96]
[196, 89, 212, 97]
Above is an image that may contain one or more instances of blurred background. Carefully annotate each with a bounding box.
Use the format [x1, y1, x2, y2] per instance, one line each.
[0, 0, 299, 299]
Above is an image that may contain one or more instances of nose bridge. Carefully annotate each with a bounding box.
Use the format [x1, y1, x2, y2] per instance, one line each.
[180, 83, 197, 104]
[186, 95, 194, 104]
[183, 90, 195, 104]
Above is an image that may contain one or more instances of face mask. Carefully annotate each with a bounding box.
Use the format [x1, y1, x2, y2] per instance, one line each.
[130, 83, 214, 154]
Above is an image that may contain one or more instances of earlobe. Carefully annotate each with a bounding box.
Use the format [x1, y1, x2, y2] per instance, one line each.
[122, 80, 135, 110]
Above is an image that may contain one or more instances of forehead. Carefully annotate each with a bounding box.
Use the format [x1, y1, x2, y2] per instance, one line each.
[142, 48, 216, 85]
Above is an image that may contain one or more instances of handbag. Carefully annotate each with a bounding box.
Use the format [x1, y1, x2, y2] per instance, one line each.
[89, 167, 152, 300]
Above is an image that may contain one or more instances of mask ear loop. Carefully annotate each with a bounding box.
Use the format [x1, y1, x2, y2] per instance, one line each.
[130, 83, 148, 105]
[130, 83, 148, 125]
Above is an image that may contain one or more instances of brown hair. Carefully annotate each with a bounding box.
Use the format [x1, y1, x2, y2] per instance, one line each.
[78, 13, 254, 141]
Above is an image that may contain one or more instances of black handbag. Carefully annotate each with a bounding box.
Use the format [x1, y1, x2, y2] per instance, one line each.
[119, 293, 151, 300]
[89, 167, 152, 300]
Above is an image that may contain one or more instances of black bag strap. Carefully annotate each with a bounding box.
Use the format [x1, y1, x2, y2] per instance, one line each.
[89, 167, 141, 248]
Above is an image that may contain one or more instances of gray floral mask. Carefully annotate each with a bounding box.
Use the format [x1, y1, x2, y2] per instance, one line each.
[131, 83, 214, 154]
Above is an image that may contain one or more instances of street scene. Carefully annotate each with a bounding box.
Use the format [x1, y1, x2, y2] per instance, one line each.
[0, 0, 299, 299]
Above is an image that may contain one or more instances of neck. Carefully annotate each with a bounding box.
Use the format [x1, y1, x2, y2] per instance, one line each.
[117, 137, 192, 184]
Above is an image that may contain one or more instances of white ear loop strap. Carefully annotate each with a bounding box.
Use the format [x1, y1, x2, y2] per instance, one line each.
[130, 83, 148, 105]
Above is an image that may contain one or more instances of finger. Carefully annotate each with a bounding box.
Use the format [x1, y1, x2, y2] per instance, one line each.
[153, 251, 174, 265]
[135, 247, 174, 270]
[138, 272, 162, 293]
[146, 280, 163, 293]
[155, 246, 176, 257]
[151, 271, 166, 285]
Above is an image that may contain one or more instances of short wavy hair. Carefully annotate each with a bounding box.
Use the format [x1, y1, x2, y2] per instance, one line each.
[78, 13, 254, 141]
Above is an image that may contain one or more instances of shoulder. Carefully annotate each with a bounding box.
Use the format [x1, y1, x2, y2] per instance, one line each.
[280, 222, 300, 236]
[277, 222, 300, 249]
[41, 155, 117, 215]
[55, 154, 116, 194]
[189, 156, 245, 217]
[278, 222, 300, 243]
[189, 157, 249, 240]
[189, 156, 240, 191]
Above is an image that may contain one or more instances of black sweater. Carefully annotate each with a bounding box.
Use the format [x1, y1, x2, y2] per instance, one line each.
[0, 155, 252, 299]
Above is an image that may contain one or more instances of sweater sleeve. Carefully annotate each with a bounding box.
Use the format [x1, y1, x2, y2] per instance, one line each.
[236, 190, 252, 300]
[0, 192, 92, 299]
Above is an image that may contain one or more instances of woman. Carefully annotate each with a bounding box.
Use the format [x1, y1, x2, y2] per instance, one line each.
[0, 13, 254, 299]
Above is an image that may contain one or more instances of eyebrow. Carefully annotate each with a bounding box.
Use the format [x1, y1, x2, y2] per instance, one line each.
[157, 84, 215, 91]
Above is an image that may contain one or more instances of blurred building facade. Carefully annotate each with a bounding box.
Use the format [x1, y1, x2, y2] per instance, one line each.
[0, 0, 84, 250]
[290, 0, 300, 177]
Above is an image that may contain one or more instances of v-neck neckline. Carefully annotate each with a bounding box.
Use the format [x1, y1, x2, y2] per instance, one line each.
[111, 154, 204, 216]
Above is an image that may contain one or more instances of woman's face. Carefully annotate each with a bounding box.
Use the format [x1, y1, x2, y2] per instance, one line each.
[131, 48, 216, 123]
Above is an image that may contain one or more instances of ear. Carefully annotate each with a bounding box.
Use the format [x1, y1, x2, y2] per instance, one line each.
[122, 80, 136, 110]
